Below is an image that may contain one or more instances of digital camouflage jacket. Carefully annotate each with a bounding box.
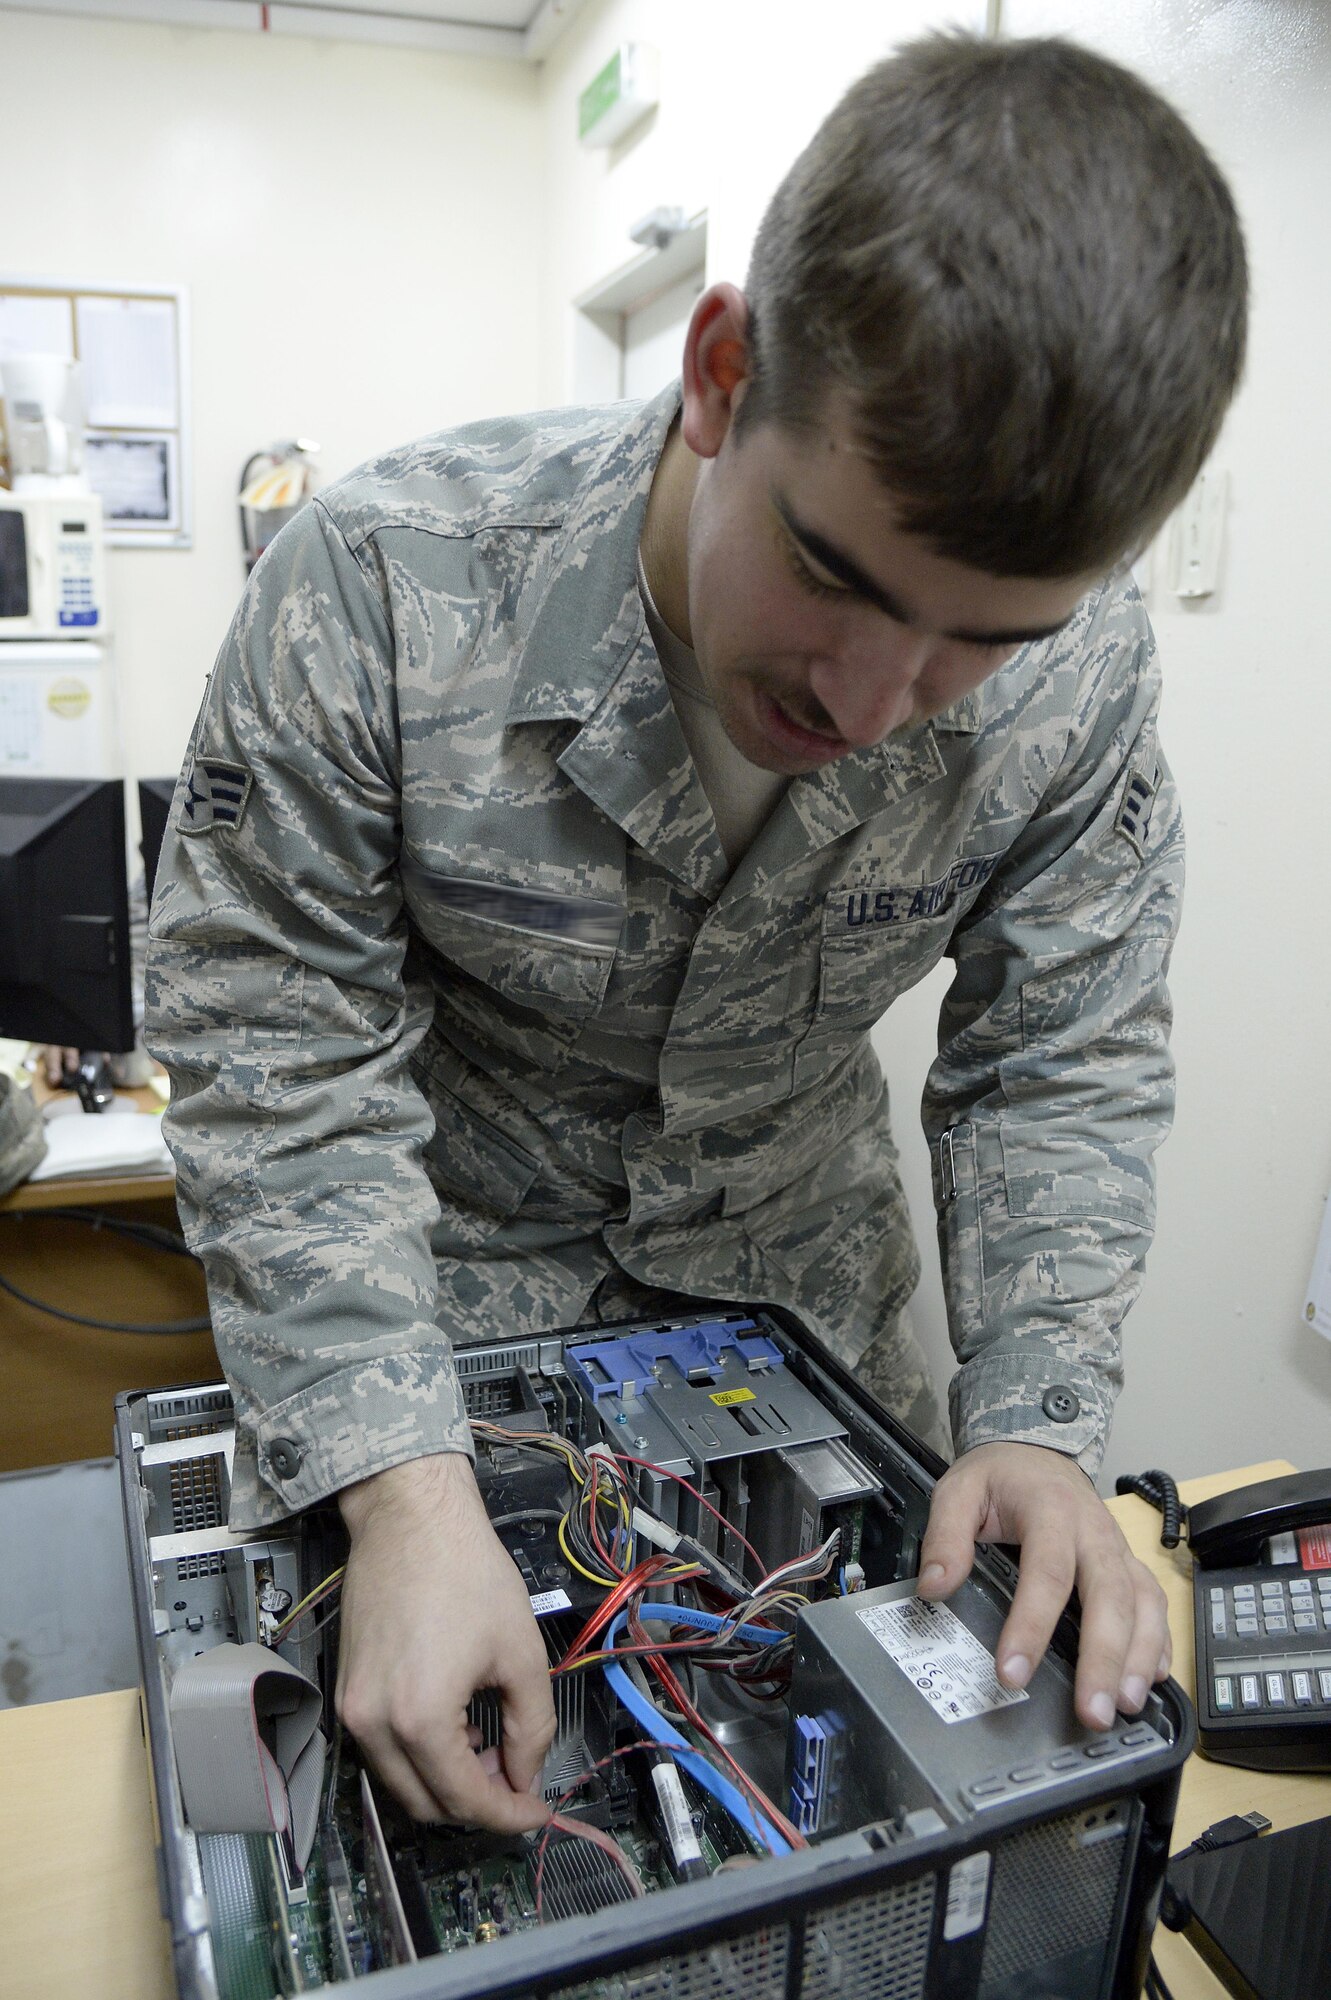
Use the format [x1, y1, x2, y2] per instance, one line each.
[146, 387, 1182, 1529]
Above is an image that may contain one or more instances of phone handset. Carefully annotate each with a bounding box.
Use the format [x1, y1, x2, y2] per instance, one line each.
[1187, 1468, 1331, 1570]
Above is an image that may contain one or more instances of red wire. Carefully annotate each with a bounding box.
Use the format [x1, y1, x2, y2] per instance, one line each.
[586, 1472, 621, 1574]
[533, 1738, 682, 1921]
[555, 1553, 680, 1669]
[626, 1608, 806, 1851]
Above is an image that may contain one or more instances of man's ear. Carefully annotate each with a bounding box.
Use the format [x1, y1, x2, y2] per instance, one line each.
[681, 284, 752, 461]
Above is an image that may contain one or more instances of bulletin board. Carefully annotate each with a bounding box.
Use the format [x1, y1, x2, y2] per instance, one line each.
[0, 276, 191, 548]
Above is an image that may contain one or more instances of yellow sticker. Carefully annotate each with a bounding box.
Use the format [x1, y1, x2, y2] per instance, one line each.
[48, 678, 92, 721]
[709, 1388, 756, 1406]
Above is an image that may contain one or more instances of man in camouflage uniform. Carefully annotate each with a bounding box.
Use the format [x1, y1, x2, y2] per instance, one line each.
[147, 36, 1247, 1830]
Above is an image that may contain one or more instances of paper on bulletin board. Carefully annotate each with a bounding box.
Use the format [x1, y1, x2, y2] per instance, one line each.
[75, 294, 178, 428]
[0, 292, 74, 361]
[1305, 1192, 1331, 1342]
[84, 430, 178, 529]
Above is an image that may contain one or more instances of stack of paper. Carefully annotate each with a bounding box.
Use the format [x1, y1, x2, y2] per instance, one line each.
[29, 1109, 173, 1182]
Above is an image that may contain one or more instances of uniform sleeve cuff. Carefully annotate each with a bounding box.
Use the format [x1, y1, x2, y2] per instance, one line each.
[227, 1349, 476, 1530]
[948, 1351, 1114, 1481]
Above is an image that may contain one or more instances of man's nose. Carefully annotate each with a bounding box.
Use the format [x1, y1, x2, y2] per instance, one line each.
[808, 637, 926, 748]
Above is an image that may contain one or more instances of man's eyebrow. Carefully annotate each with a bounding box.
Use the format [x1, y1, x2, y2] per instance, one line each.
[772, 491, 1074, 648]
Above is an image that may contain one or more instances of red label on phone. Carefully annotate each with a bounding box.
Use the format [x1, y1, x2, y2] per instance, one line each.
[1297, 1525, 1331, 1570]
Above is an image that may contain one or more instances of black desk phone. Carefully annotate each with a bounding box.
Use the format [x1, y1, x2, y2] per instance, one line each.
[1189, 1468, 1331, 1771]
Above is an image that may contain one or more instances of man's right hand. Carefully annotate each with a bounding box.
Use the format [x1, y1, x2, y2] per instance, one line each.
[335, 1452, 556, 1829]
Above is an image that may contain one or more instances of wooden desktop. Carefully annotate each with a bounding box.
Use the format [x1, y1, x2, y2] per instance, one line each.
[0, 1076, 216, 1472]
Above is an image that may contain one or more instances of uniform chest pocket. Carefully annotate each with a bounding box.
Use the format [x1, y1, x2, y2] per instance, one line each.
[404, 866, 618, 1026]
[792, 905, 957, 1093]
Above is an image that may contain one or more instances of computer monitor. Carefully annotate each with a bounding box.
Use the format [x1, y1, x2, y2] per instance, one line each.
[138, 775, 177, 906]
[0, 775, 134, 1052]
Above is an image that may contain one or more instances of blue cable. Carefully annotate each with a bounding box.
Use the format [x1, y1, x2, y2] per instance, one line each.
[614, 1601, 783, 1648]
[600, 1605, 793, 1857]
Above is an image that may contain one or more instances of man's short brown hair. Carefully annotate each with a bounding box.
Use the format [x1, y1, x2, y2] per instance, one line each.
[739, 34, 1247, 578]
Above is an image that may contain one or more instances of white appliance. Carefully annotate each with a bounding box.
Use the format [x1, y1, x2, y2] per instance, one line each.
[1, 352, 110, 638]
[0, 640, 119, 778]
[0, 489, 109, 638]
[1, 352, 116, 779]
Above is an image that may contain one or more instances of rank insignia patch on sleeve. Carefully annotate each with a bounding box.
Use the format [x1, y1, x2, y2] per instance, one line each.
[178, 756, 253, 835]
[1115, 762, 1159, 860]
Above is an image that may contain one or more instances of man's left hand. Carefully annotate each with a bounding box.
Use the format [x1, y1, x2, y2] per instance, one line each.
[916, 1440, 1171, 1730]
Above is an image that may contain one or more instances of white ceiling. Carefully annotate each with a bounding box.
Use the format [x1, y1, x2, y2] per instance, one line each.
[1, 0, 589, 57]
[320, 0, 535, 23]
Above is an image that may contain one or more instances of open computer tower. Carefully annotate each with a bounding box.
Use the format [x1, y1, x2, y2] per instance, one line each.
[116, 1307, 1193, 2000]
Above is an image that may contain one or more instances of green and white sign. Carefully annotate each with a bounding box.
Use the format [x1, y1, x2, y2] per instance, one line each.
[578, 43, 660, 149]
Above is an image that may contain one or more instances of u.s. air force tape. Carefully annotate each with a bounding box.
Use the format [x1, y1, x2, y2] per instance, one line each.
[177, 756, 253, 835]
[168, 1641, 326, 1869]
[401, 859, 623, 950]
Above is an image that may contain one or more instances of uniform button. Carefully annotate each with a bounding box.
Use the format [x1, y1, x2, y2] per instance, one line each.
[269, 1437, 304, 1479]
[1041, 1385, 1080, 1423]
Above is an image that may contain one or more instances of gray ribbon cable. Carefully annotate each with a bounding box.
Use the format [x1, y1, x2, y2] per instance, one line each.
[169, 1642, 327, 1870]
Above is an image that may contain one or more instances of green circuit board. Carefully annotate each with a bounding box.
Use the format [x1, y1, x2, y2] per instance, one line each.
[197, 1749, 749, 1997]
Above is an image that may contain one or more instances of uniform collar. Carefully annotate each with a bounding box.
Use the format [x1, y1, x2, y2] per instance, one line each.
[504, 384, 682, 729]
[504, 386, 974, 897]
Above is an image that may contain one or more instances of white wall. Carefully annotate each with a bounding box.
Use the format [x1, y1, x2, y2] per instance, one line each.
[986, 0, 1331, 1487]
[0, 9, 542, 784]
[533, 0, 987, 405]
[534, 0, 1331, 1488]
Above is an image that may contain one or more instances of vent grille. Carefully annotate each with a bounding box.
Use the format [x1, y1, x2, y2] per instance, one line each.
[800, 1874, 935, 2000]
[167, 1424, 227, 1580]
[979, 1804, 1128, 1986]
[455, 1342, 542, 1379]
[463, 1374, 523, 1418]
[149, 1387, 231, 1439]
[554, 1923, 788, 2000]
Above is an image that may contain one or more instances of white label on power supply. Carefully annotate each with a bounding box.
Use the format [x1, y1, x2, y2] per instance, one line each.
[651, 1763, 704, 1866]
[944, 1851, 992, 1940]
[856, 1596, 1029, 1722]
[529, 1587, 573, 1616]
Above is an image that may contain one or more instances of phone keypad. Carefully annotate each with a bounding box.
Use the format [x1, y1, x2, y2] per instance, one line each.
[1207, 1572, 1331, 1718]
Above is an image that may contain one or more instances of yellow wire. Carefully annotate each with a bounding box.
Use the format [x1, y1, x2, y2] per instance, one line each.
[269, 1564, 346, 1640]
[557, 1513, 620, 1587]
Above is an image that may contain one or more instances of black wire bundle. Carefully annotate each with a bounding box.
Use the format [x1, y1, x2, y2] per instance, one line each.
[0, 1206, 211, 1334]
[1144, 1954, 1177, 2000]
